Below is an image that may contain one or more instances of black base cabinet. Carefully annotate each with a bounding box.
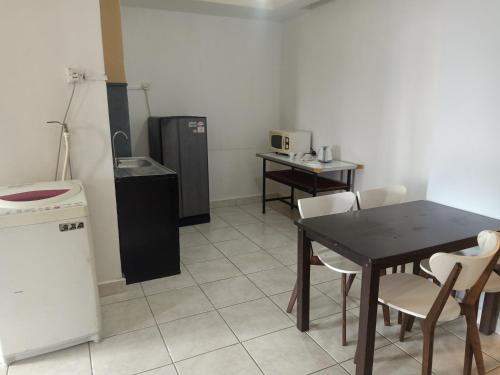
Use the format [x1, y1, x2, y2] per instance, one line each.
[115, 166, 180, 284]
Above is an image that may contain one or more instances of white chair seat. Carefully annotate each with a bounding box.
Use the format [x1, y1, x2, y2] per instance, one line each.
[378, 273, 461, 322]
[316, 247, 362, 274]
[421, 258, 500, 293]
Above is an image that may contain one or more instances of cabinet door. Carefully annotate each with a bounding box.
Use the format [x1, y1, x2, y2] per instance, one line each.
[178, 118, 210, 217]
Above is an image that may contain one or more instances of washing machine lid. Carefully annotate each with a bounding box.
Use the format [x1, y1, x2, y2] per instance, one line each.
[0, 180, 82, 210]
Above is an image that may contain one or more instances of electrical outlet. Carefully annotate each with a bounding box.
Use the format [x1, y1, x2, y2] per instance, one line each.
[141, 81, 151, 90]
[66, 68, 86, 83]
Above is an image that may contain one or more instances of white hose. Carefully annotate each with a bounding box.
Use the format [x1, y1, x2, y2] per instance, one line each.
[61, 130, 70, 181]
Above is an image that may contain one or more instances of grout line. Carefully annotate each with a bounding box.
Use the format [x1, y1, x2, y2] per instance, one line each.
[175, 260, 264, 374]
[142, 282, 178, 370]
[87, 342, 94, 375]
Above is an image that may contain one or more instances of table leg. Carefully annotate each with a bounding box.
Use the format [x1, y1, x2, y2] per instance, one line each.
[347, 170, 353, 192]
[479, 292, 500, 335]
[291, 167, 295, 210]
[356, 263, 380, 375]
[262, 159, 266, 214]
[313, 174, 317, 197]
[297, 226, 311, 331]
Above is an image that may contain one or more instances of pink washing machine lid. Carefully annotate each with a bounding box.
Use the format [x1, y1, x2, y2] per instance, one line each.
[0, 189, 70, 202]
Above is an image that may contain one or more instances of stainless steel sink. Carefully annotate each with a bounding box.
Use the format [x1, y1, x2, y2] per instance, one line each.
[116, 158, 152, 169]
[114, 157, 175, 179]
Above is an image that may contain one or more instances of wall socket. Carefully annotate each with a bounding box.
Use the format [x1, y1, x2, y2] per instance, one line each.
[66, 68, 86, 83]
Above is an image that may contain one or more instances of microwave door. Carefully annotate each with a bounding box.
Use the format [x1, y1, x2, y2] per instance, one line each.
[271, 134, 283, 150]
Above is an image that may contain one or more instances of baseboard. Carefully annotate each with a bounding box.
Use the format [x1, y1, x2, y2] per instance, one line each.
[210, 193, 279, 208]
[98, 278, 126, 297]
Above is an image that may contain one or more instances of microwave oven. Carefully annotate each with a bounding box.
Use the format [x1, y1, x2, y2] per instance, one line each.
[270, 129, 311, 155]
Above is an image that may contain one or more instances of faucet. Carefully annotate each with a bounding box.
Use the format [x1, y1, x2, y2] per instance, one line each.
[112, 131, 129, 167]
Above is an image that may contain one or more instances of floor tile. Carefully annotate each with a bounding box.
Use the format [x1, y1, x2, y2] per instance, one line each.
[246, 266, 297, 296]
[258, 212, 293, 225]
[311, 365, 349, 374]
[180, 244, 224, 265]
[265, 243, 297, 266]
[244, 327, 336, 375]
[234, 222, 277, 237]
[195, 215, 230, 232]
[180, 232, 209, 248]
[214, 238, 261, 257]
[307, 311, 391, 363]
[200, 276, 264, 308]
[175, 344, 261, 375]
[139, 365, 177, 375]
[185, 258, 242, 284]
[141, 265, 196, 296]
[270, 220, 297, 234]
[200, 227, 244, 243]
[253, 232, 295, 250]
[7, 344, 91, 375]
[90, 327, 171, 375]
[218, 211, 260, 226]
[159, 311, 237, 362]
[101, 297, 156, 338]
[349, 306, 422, 343]
[271, 287, 342, 321]
[229, 251, 282, 274]
[147, 286, 213, 324]
[179, 226, 197, 234]
[341, 344, 422, 375]
[395, 327, 500, 375]
[101, 283, 145, 305]
[487, 366, 500, 375]
[314, 278, 360, 306]
[442, 317, 500, 361]
[211, 207, 246, 215]
[218, 297, 293, 341]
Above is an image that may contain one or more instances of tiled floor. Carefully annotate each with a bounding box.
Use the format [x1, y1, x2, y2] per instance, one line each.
[4, 201, 500, 375]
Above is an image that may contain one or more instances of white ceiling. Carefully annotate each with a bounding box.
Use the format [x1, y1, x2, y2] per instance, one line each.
[120, 0, 333, 21]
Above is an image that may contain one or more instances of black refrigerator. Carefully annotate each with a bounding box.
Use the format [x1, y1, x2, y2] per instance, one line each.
[148, 116, 210, 226]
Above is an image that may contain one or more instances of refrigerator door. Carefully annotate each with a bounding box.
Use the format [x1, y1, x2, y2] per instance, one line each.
[177, 118, 210, 217]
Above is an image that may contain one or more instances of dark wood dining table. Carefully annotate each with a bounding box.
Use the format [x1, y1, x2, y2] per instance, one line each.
[295, 200, 500, 375]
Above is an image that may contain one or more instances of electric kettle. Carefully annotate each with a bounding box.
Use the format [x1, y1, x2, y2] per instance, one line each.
[317, 146, 333, 163]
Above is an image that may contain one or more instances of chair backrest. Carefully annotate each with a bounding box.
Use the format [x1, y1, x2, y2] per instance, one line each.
[356, 185, 407, 209]
[298, 192, 356, 219]
[430, 230, 500, 291]
[478, 230, 500, 265]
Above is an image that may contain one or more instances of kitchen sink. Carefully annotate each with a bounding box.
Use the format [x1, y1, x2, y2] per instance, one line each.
[114, 157, 175, 179]
[116, 158, 152, 169]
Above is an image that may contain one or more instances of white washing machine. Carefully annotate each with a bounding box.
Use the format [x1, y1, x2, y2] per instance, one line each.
[0, 180, 101, 365]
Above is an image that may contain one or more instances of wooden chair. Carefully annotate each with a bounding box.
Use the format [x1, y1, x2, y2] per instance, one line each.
[286, 191, 390, 346]
[356, 185, 408, 210]
[357, 184, 408, 324]
[357, 185, 407, 277]
[418, 236, 500, 335]
[286, 192, 361, 346]
[377, 230, 500, 375]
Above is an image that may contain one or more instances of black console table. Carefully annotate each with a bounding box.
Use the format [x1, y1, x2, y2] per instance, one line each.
[256, 153, 362, 213]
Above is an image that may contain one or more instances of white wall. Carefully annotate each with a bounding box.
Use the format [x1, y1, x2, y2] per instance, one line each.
[281, 0, 440, 200]
[281, 0, 500, 217]
[121, 6, 282, 201]
[426, 0, 500, 220]
[0, 0, 123, 284]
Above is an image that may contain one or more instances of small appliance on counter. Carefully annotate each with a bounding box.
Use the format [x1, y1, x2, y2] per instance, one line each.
[0, 180, 100, 365]
[317, 146, 333, 163]
[148, 116, 210, 226]
[114, 157, 180, 283]
[269, 129, 311, 156]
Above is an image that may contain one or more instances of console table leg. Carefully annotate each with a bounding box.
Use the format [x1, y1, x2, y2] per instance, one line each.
[262, 159, 266, 214]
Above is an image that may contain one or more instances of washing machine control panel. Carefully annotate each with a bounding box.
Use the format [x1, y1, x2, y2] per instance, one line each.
[0, 201, 85, 216]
